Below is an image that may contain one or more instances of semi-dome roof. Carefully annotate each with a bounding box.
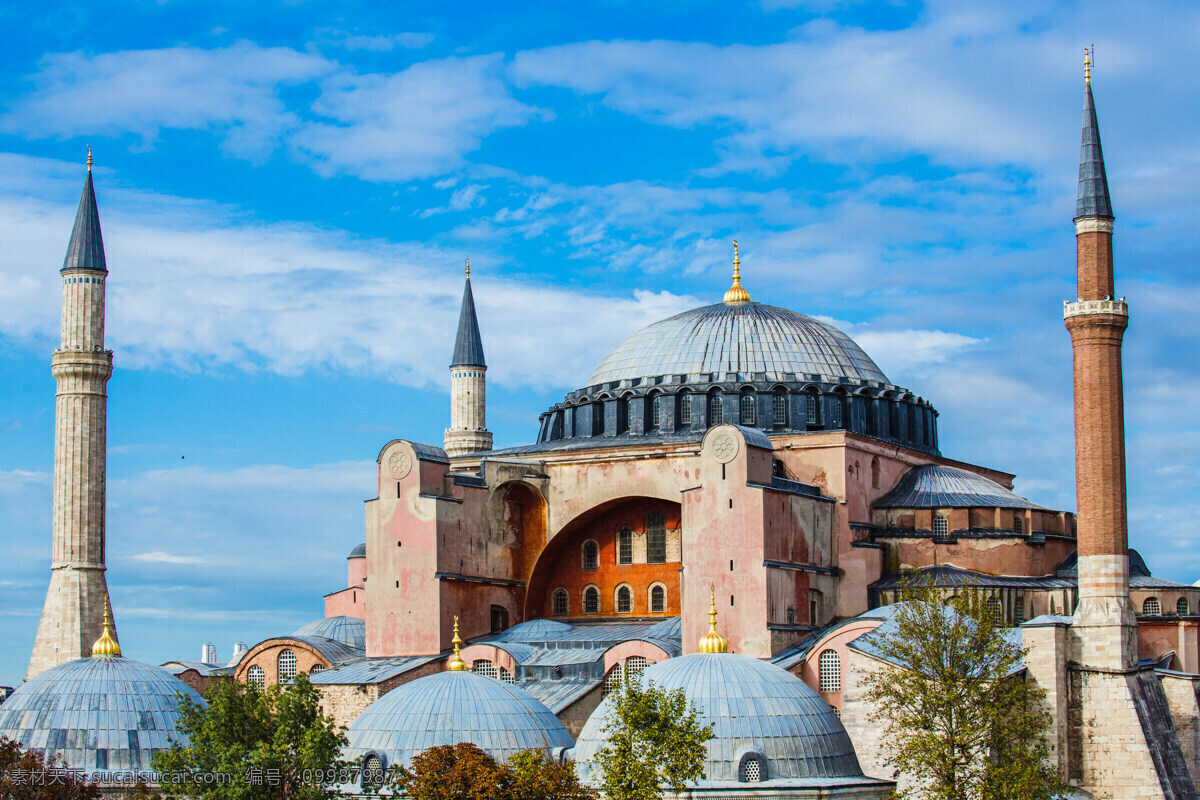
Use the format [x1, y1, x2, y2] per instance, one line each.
[586, 302, 889, 388]
[343, 670, 574, 768]
[0, 655, 204, 776]
[294, 616, 366, 649]
[874, 464, 1047, 510]
[574, 652, 865, 784]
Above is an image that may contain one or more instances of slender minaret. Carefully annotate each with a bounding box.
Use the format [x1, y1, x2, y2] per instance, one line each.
[443, 259, 492, 457]
[1064, 49, 1135, 671]
[27, 149, 116, 679]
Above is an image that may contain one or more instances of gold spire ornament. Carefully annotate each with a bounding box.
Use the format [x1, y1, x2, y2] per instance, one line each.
[91, 596, 121, 657]
[1084, 47, 1091, 84]
[86, 145, 93, 172]
[447, 616, 468, 670]
[697, 586, 729, 654]
[465, 257, 470, 278]
[723, 240, 751, 304]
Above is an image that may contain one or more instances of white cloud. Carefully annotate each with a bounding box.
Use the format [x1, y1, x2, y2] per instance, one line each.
[129, 551, 208, 565]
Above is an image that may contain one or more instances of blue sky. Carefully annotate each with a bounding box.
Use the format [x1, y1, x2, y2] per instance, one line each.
[0, 0, 1197, 686]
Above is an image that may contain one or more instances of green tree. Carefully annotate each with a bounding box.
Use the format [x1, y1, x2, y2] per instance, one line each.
[151, 673, 349, 800]
[862, 578, 1065, 800]
[593, 678, 714, 800]
[507, 750, 596, 800]
[0, 735, 100, 800]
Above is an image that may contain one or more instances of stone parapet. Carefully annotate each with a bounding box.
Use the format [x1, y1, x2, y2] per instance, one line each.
[1063, 298, 1128, 320]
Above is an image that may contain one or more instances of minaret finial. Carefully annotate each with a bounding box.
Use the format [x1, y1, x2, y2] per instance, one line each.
[91, 595, 120, 657]
[1084, 47, 1091, 85]
[697, 585, 729, 654]
[723, 239, 751, 304]
[465, 257, 470, 278]
[447, 616, 468, 670]
[86, 145, 92, 172]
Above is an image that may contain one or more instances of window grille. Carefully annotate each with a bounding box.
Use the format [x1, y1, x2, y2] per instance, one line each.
[603, 664, 623, 696]
[583, 540, 599, 571]
[831, 397, 844, 428]
[806, 393, 818, 424]
[740, 393, 756, 425]
[932, 515, 950, 542]
[552, 588, 569, 616]
[616, 585, 632, 613]
[646, 512, 667, 564]
[310, 665, 324, 674]
[363, 754, 383, 784]
[773, 393, 787, 426]
[650, 584, 666, 613]
[626, 656, 649, 677]
[710, 394, 724, 424]
[679, 392, 692, 425]
[1013, 515, 1023, 534]
[1014, 596, 1025, 625]
[1143, 597, 1161, 616]
[247, 665, 265, 688]
[584, 586, 600, 614]
[986, 597, 1004, 626]
[741, 758, 762, 782]
[472, 660, 499, 680]
[617, 527, 633, 565]
[1178, 598, 1190, 615]
[278, 650, 297, 683]
[818, 649, 841, 692]
[498, 667, 515, 684]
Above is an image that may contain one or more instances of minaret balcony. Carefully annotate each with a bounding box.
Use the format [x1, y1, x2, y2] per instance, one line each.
[1063, 298, 1128, 320]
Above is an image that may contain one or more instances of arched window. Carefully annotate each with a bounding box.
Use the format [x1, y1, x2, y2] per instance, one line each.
[472, 659, 499, 680]
[1143, 597, 1162, 616]
[863, 396, 877, 435]
[871, 457, 880, 489]
[933, 515, 950, 542]
[709, 393, 724, 425]
[582, 540, 599, 571]
[1178, 598, 1190, 615]
[552, 588, 569, 616]
[806, 392, 819, 425]
[310, 665, 325, 674]
[617, 527, 633, 565]
[818, 649, 841, 692]
[626, 656, 650, 677]
[650, 584, 666, 613]
[773, 391, 787, 427]
[831, 395, 845, 429]
[363, 754, 384, 785]
[739, 754, 765, 783]
[603, 664, 624, 696]
[498, 667, 515, 684]
[247, 665, 265, 688]
[592, 401, 605, 435]
[616, 585, 632, 614]
[740, 392, 756, 425]
[986, 597, 1004, 626]
[584, 586, 600, 614]
[618, 396, 631, 434]
[679, 390, 692, 425]
[551, 413, 564, 440]
[649, 392, 661, 430]
[278, 649, 297, 684]
[646, 511, 666, 564]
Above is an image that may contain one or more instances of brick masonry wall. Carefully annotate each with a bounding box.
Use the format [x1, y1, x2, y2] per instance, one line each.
[1075, 230, 1115, 300]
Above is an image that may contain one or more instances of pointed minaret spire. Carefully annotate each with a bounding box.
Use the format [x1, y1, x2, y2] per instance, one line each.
[1076, 48, 1113, 222]
[444, 260, 492, 457]
[63, 151, 107, 273]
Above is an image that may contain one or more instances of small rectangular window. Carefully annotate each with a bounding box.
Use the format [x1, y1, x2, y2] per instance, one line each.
[617, 528, 633, 565]
[933, 515, 950, 542]
[1013, 515, 1023, 535]
[646, 512, 667, 564]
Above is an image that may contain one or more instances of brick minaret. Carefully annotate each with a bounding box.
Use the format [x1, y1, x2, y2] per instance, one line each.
[443, 260, 492, 457]
[1063, 51, 1136, 672]
[27, 152, 116, 679]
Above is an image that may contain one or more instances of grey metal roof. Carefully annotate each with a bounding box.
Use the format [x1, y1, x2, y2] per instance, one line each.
[451, 276, 486, 368]
[0, 655, 203, 776]
[293, 616, 366, 650]
[160, 660, 221, 676]
[871, 565, 1075, 591]
[62, 171, 107, 273]
[1076, 81, 1113, 220]
[874, 464, 1046, 510]
[279, 635, 364, 665]
[586, 302, 889, 387]
[343, 670, 574, 768]
[308, 655, 437, 685]
[485, 618, 683, 649]
[574, 653, 864, 783]
[348, 542, 366, 558]
[519, 678, 600, 713]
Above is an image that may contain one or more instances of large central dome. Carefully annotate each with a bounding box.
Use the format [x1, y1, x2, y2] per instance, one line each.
[588, 302, 889, 387]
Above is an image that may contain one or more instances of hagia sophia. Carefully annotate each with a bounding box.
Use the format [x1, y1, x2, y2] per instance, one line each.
[2, 57, 1199, 798]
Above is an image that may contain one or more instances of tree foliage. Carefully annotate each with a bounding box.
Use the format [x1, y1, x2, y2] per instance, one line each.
[862, 579, 1065, 800]
[394, 742, 595, 800]
[593, 677, 714, 800]
[0, 735, 100, 800]
[151, 673, 348, 800]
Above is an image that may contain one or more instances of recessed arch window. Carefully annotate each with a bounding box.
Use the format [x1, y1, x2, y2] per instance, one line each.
[602, 663, 624, 696]
[472, 659, 499, 680]
[649, 583, 666, 613]
[932, 515, 950, 542]
[498, 667, 515, 684]
[363, 754, 384, 785]
[870, 456, 880, 489]
[831, 395, 845, 429]
[986, 597, 1004, 626]
[649, 392, 662, 430]
[709, 393, 724, 425]
[679, 390, 692, 425]
[582, 539, 599, 571]
[739, 754, 765, 783]
[772, 391, 787, 427]
[309, 665, 325, 674]
[1178, 598, 1190, 615]
[552, 588, 569, 616]
[806, 392, 819, 425]
[584, 586, 600, 614]
[278, 649, 297, 684]
[617, 527, 633, 565]
[626, 656, 650, 677]
[646, 511, 667, 564]
[616, 584, 632, 614]
[1143, 597, 1162, 616]
[818, 649, 841, 692]
[592, 401, 605, 435]
[247, 665, 265, 689]
[740, 392, 756, 425]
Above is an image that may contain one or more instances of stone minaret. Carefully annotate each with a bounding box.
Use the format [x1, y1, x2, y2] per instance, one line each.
[443, 260, 492, 457]
[27, 152, 115, 680]
[1064, 51, 1136, 672]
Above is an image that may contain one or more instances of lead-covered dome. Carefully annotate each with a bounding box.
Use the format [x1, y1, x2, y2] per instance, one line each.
[293, 616, 366, 649]
[588, 302, 889, 387]
[574, 652, 866, 784]
[0, 655, 204, 776]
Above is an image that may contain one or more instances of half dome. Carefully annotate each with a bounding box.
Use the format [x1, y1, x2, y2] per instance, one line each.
[293, 616, 366, 649]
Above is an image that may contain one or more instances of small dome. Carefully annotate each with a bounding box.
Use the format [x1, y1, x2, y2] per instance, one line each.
[348, 542, 366, 559]
[0, 656, 204, 776]
[344, 670, 574, 768]
[874, 464, 1046, 510]
[586, 302, 889, 387]
[293, 616, 366, 650]
[574, 653, 864, 783]
[490, 618, 573, 641]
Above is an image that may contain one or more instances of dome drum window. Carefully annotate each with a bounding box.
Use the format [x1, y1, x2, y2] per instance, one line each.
[1178, 598, 1190, 615]
[1143, 597, 1161, 616]
[278, 649, 297, 684]
[552, 588, 569, 616]
[583, 586, 600, 614]
[738, 752, 767, 783]
[616, 585, 633, 614]
[650, 583, 666, 613]
[582, 540, 599, 571]
[818, 649, 841, 692]
[932, 515, 950, 542]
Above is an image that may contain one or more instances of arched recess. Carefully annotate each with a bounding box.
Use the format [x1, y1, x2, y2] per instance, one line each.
[524, 496, 683, 620]
[488, 481, 549, 587]
[459, 643, 519, 676]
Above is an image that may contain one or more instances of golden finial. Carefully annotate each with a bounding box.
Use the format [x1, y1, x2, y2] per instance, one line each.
[697, 585, 729, 654]
[465, 257, 470, 278]
[1084, 47, 1091, 85]
[447, 616, 467, 670]
[723, 240, 751, 304]
[91, 595, 121, 657]
[86, 145, 92, 172]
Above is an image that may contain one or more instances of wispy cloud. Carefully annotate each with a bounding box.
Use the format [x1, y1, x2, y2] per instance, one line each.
[129, 551, 208, 565]
[315, 28, 435, 51]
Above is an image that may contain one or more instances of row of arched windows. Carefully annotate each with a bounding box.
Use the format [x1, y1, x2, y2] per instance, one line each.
[553, 583, 668, 616]
[245, 649, 327, 688]
[582, 514, 671, 570]
[1142, 597, 1195, 616]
